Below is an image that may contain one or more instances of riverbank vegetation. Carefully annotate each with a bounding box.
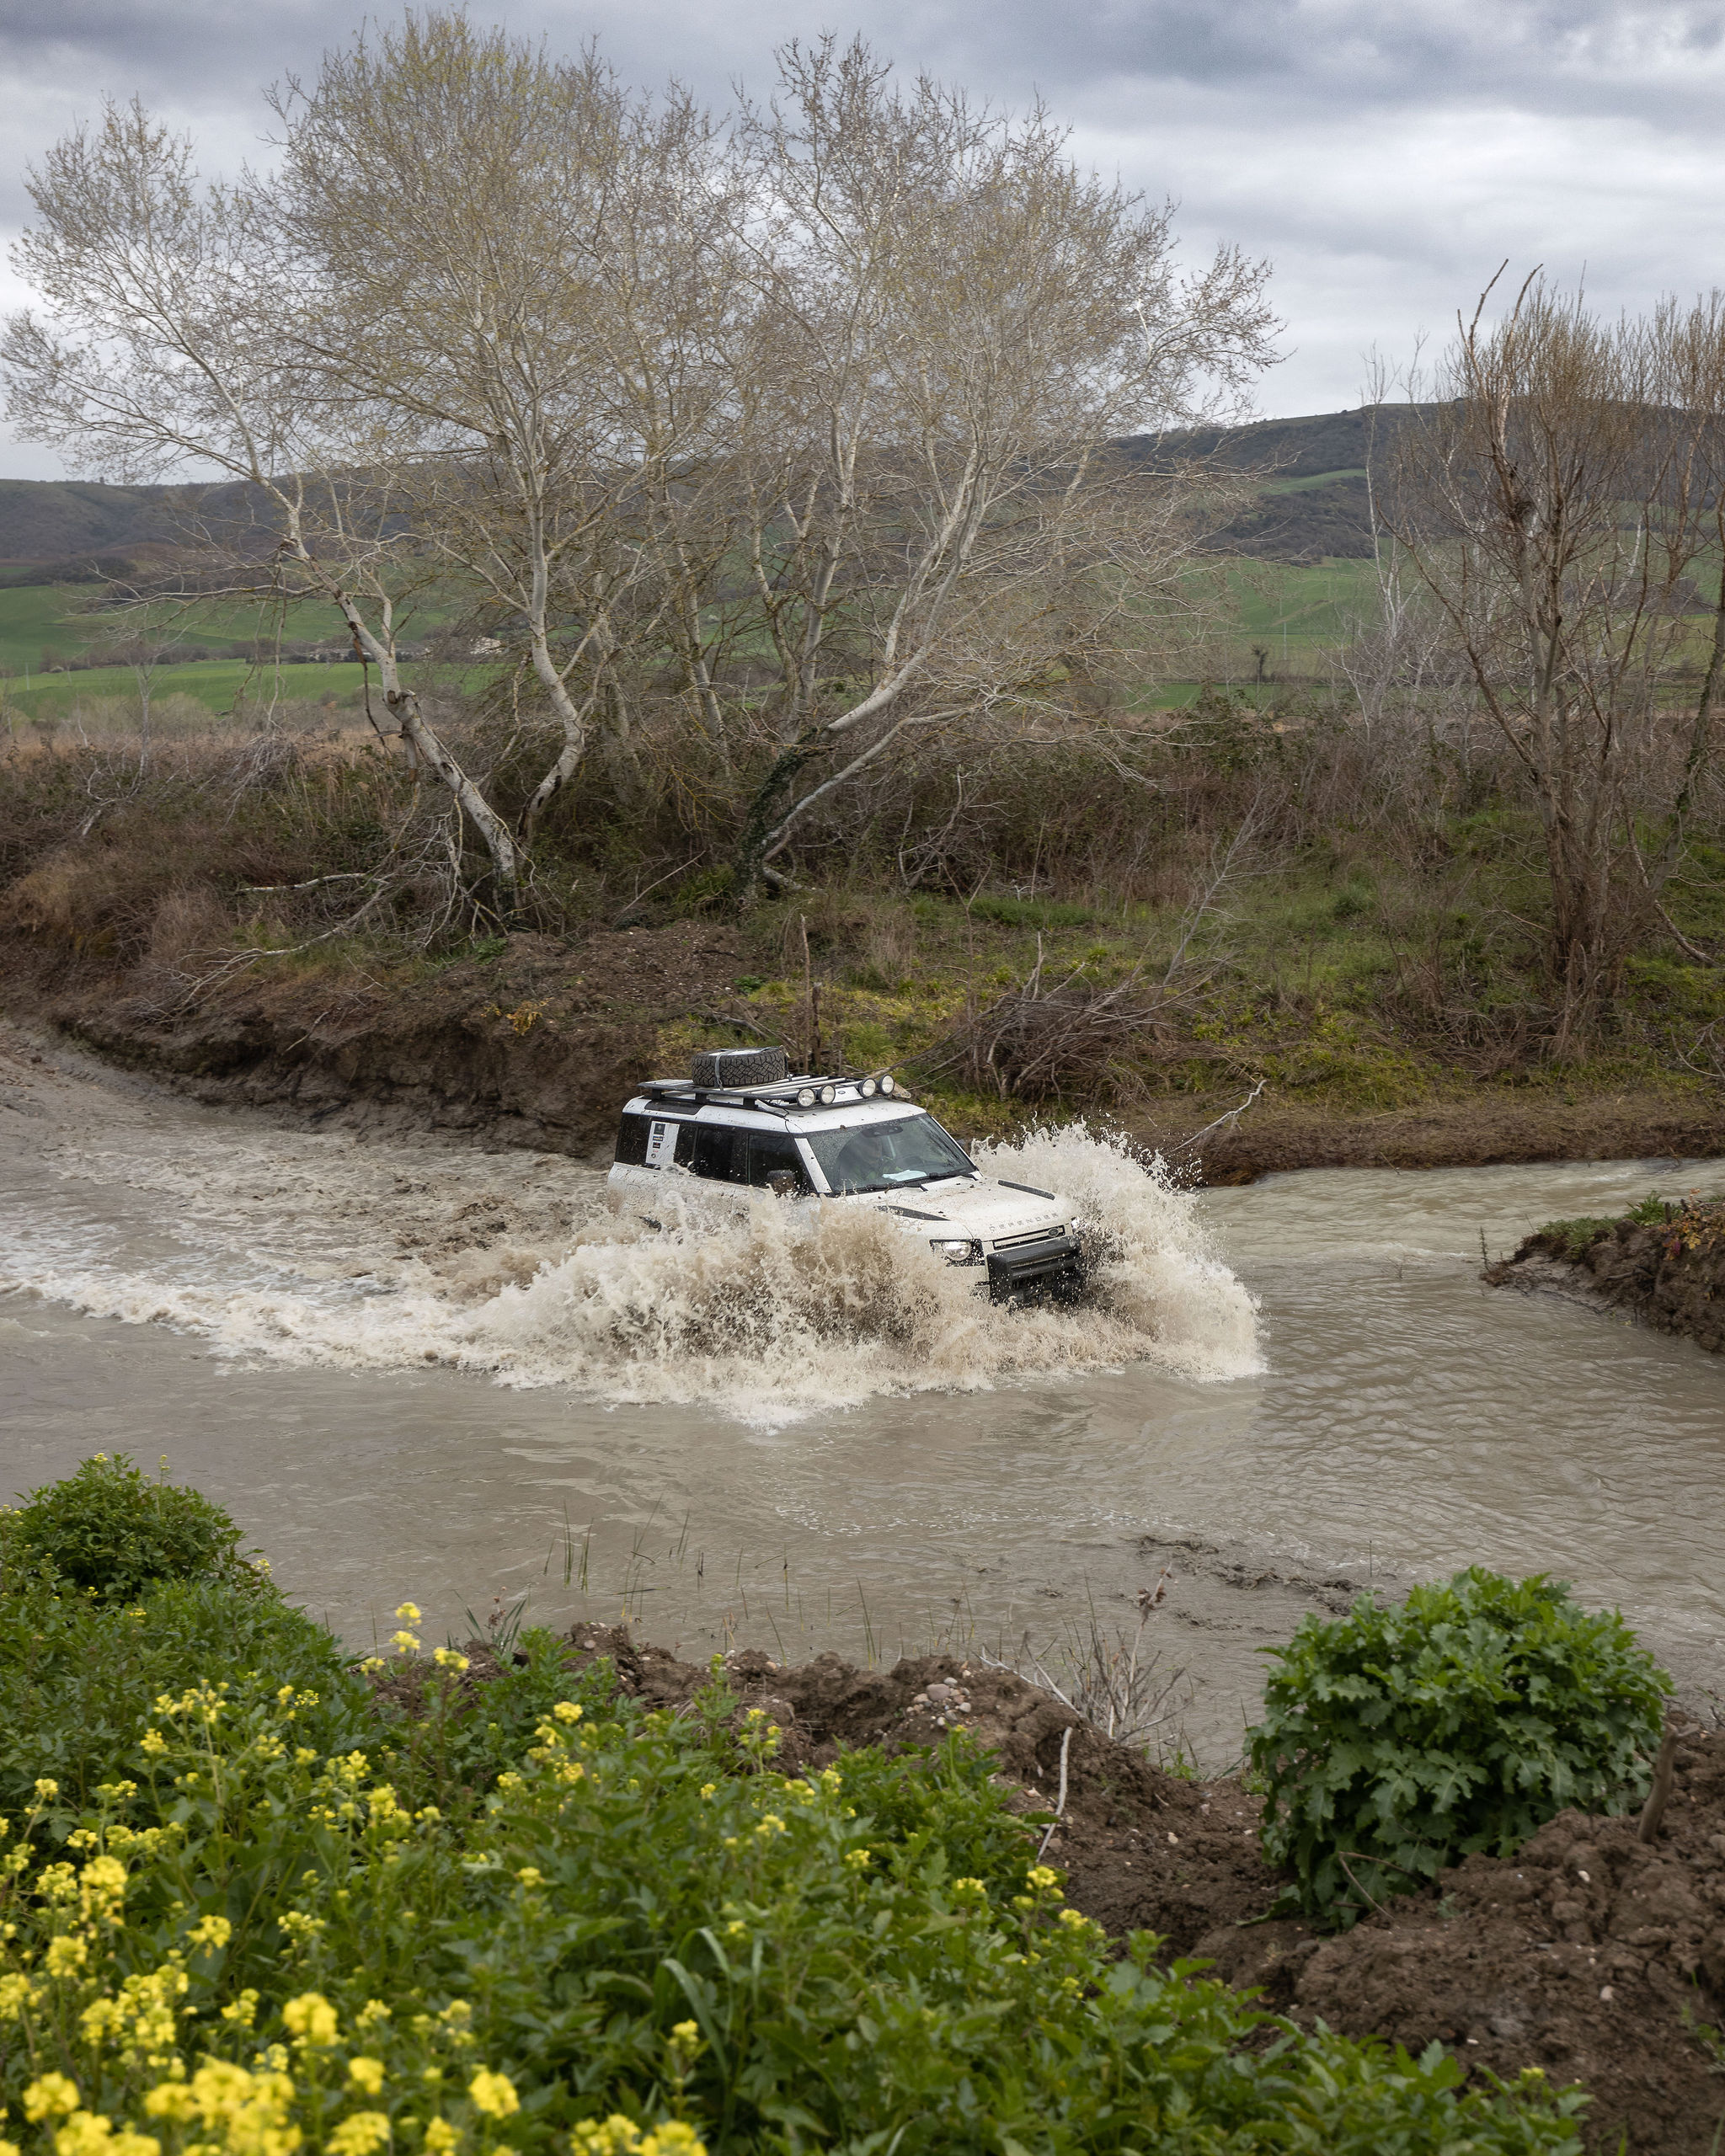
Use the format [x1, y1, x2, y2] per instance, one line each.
[0, 1456, 1596, 2153]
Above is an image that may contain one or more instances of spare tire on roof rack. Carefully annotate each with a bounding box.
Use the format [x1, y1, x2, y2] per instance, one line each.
[691, 1046, 788, 1089]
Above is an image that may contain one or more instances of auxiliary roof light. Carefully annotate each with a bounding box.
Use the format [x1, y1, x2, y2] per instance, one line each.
[879, 1074, 896, 1094]
[796, 1086, 816, 1107]
[818, 1084, 836, 1103]
[859, 1078, 877, 1097]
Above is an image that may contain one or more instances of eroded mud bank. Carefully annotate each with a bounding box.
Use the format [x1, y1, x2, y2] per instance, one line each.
[1487, 1209, 1725, 1355]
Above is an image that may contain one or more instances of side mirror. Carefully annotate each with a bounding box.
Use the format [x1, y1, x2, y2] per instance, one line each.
[766, 1170, 799, 1199]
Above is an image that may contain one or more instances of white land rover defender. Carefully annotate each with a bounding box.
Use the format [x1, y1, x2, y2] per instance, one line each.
[606, 1047, 1084, 1300]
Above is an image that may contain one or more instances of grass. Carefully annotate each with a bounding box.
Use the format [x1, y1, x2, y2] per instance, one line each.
[660, 842, 1725, 1129]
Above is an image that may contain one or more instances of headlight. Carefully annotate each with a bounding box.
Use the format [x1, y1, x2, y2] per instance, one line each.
[932, 1237, 982, 1263]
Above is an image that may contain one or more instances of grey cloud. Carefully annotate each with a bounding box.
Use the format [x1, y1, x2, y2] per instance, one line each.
[3, 0, 1724, 475]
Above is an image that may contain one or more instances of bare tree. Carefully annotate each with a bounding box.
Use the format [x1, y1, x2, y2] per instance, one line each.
[272, 18, 745, 847]
[1, 100, 526, 901]
[702, 40, 1278, 888]
[1390, 272, 1725, 1043]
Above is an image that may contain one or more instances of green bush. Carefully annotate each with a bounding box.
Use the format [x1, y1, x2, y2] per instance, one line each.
[0, 1566, 371, 1816]
[1247, 1567, 1670, 1924]
[2, 1453, 253, 1601]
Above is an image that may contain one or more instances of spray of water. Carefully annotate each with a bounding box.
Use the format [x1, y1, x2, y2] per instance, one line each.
[8, 1119, 1258, 1417]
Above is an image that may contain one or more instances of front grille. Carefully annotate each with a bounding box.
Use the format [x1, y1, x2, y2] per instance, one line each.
[993, 1228, 1062, 1250]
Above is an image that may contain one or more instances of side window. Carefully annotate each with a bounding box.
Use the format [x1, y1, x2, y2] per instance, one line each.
[613, 1111, 652, 1166]
[740, 1133, 812, 1193]
[674, 1122, 740, 1181]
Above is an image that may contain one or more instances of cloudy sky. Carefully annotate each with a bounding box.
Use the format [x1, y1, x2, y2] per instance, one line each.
[3, 0, 1723, 479]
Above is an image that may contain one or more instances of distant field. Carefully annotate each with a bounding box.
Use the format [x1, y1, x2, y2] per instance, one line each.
[0, 658, 381, 720]
[0, 583, 378, 675]
[0, 557, 1391, 728]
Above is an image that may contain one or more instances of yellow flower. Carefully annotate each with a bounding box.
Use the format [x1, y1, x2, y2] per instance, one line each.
[282, 1992, 339, 2047]
[515, 1868, 544, 1888]
[1026, 1865, 1062, 1895]
[570, 2116, 643, 2156]
[843, 1849, 871, 1870]
[53, 2115, 160, 2156]
[395, 1602, 423, 1625]
[952, 1877, 985, 1896]
[698, 1785, 716, 1801]
[355, 2000, 392, 2030]
[34, 1778, 60, 1800]
[45, 1935, 89, 1977]
[644, 2127, 706, 2156]
[326, 2112, 391, 2156]
[0, 1972, 40, 2019]
[188, 1913, 232, 1951]
[139, 1732, 168, 1757]
[467, 2071, 519, 2120]
[433, 1649, 470, 1673]
[552, 1701, 582, 1723]
[424, 2126, 461, 2153]
[347, 2059, 386, 2095]
[389, 1631, 420, 1656]
[24, 2076, 82, 2122]
[1058, 1907, 1093, 1930]
[221, 1989, 261, 2028]
[755, 1814, 786, 1838]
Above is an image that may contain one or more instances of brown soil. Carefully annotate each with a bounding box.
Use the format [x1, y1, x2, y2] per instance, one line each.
[506, 1628, 1725, 2153]
[1487, 1213, 1725, 1355]
[4, 922, 1722, 1180]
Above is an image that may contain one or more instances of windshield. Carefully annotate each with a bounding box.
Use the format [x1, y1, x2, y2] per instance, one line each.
[803, 1113, 974, 1195]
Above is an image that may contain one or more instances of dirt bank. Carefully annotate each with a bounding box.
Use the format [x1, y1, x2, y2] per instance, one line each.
[554, 1627, 1724, 2153]
[1487, 1201, 1725, 1355]
[5, 922, 1723, 1181]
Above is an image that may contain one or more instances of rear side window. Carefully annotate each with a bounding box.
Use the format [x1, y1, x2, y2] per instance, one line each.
[614, 1111, 653, 1166]
[739, 1132, 813, 1193]
[675, 1123, 741, 1182]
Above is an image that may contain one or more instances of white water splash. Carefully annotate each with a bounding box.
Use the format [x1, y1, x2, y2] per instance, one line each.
[4, 1113, 1258, 1417]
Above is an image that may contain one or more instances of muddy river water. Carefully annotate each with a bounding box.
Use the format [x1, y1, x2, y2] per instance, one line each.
[3, 1031, 1722, 1758]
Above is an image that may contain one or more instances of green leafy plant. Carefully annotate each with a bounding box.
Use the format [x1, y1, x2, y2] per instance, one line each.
[1247, 1566, 1669, 1924]
[2, 1453, 254, 1602]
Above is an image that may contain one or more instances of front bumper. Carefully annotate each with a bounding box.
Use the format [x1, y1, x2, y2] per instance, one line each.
[985, 1232, 1084, 1299]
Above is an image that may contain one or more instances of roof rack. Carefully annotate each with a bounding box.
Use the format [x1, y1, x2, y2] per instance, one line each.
[638, 1072, 903, 1112]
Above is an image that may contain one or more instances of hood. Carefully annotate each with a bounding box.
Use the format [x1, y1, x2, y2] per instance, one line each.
[855, 1176, 1071, 1241]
